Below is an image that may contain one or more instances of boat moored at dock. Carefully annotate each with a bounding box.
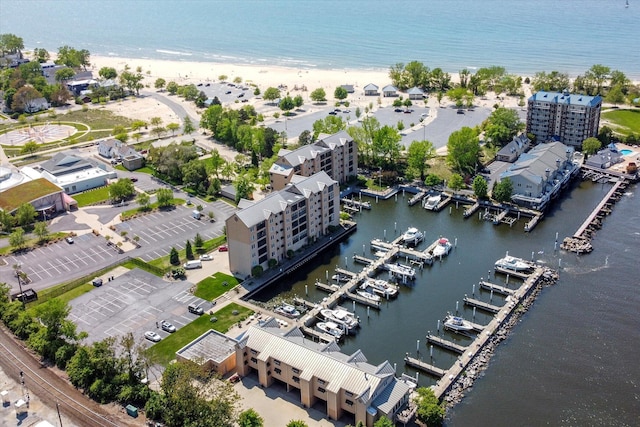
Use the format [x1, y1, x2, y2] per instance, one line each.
[494, 255, 531, 271]
[274, 303, 301, 319]
[356, 288, 382, 302]
[443, 314, 474, 332]
[384, 262, 417, 280]
[401, 227, 424, 245]
[320, 308, 359, 333]
[424, 194, 442, 210]
[432, 237, 452, 257]
[363, 278, 398, 298]
[317, 321, 345, 339]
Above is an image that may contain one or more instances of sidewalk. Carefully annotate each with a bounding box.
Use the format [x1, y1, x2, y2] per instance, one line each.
[68, 208, 137, 252]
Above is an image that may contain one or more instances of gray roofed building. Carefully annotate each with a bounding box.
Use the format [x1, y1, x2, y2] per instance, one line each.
[341, 84, 355, 93]
[235, 320, 414, 426]
[363, 83, 379, 96]
[37, 152, 116, 194]
[406, 86, 424, 100]
[584, 146, 624, 169]
[176, 329, 238, 375]
[496, 133, 531, 163]
[382, 85, 398, 97]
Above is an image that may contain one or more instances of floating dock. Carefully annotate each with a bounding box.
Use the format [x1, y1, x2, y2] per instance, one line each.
[340, 198, 372, 210]
[300, 325, 340, 343]
[494, 266, 532, 279]
[353, 255, 374, 265]
[463, 297, 502, 314]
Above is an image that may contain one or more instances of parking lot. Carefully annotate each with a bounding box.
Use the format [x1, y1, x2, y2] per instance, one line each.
[0, 233, 127, 292]
[69, 269, 213, 345]
[114, 201, 235, 262]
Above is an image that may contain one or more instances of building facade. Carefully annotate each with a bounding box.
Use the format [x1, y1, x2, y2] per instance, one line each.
[526, 91, 602, 148]
[235, 319, 414, 427]
[269, 130, 357, 191]
[226, 172, 340, 278]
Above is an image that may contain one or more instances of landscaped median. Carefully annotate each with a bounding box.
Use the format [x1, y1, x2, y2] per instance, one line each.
[146, 303, 253, 366]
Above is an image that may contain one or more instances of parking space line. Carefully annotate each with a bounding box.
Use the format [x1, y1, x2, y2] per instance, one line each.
[73, 254, 89, 266]
[47, 261, 62, 274]
[63, 256, 80, 269]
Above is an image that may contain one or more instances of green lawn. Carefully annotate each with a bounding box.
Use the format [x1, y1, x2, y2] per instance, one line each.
[147, 235, 226, 271]
[72, 186, 112, 207]
[51, 283, 95, 305]
[194, 272, 239, 301]
[602, 109, 640, 136]
[120, 198, 186, 221]
[146, 303, 253, 366]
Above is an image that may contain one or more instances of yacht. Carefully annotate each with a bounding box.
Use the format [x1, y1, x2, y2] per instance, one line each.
[495, 255, 531, 271]
[402, 227, 424, 245]
[320, 308, 359, 333]
[385, 262, 417, 280]
[424, 194, 442, 210]
[363, 279, 398, 298]
[274, 303, 301, 319]
[443, 314, 474, 332]
[317, 321, 344, 339]
[356, 288, 381, 302]
[432, 237, 452, 257]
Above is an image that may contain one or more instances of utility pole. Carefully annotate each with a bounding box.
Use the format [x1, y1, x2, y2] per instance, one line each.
[57, 402, 63, 427]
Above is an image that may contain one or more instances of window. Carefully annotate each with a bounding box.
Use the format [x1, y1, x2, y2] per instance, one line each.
[274, 368, 282, 375]
[292, 368, 300, 374]
[274, 360, 281, 366]
[318, 387, 326, 393]
[345, 391, 354, 397]
[250, 357, 257, 363]
[317, 379, 326, 385]
[292, 376, 300, 383]
[345, 399, 354, 406]
[251, 349, 258, 355]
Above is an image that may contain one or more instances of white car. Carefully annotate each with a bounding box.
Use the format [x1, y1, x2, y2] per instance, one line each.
[160, 320, 176, 333]
[144, 331, 161, 342]
[199, 254, 213, 261]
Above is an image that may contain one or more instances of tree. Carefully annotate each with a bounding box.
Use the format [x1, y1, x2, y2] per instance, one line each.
[286, 421, 308, 427]
[137, 192, 151, 210]
[9, 227, 26, 249]
[33, 47, 50, 63]
[0, 33, 24, 55]
[234, 174, 255, 203]
[10, 86, 43, 113]
[98, 67, 117, 80]
[185, 240, 194, 260]
[582, 137, 602, 156]
[263, 87, 281, 104]
[49, 84, 72, 106]
[293, 94, 304, 109]
[194, 233, 204, 249]
[279, 96, 295, 115]
[298, 129, 312, 145]
[183, 116, 195, 135]
[56, 46, 90, 70]
[584, 64, 611, 94]
[33, 221, 49, 242]
[55, 67, 75, 82]
[407, 139, 435, 180]
[167, 122, 180, 136]
[493, 177, 513, 204]
[15, 203, 37, 227]
[169, 247, 180, 265]
[238, 408, 264, 427]
[605, 85, 625, 106]
[20, 140, 39, 156]
[0, 209, 15, 232]
[372, 125, 402, 167]
[334, 86, 348, 102]
[310, 88, 327, 103]
[312, 115, 346, 140]
[597, 126, 613, 145]
[472, 175, 488, 199]
[532, 71, 570, 92]
[446, 127, 481, 175]
[154, 78, 166, 91]
[109, 179, 135, 202]
[119, 69, 144, 96]
[373, 417, 394, 427]
[483, 107, 523, 146]
[414, 387, 444, 427]
[156, 188, 174, 208]
[166, 81, 179, 95]
[448, 173, 464, 193]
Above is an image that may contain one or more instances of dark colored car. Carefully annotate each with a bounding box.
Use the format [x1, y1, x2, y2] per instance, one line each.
[188, 304, 204, 315]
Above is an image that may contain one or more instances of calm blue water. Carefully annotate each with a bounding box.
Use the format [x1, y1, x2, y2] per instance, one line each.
[1, 0, 639, 78]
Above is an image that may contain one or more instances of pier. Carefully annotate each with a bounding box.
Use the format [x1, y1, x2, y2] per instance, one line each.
[408, 191, 427, 206]
[314, 281, 339, 293]
[404, 356, 445, 378]
[300, 325, 340, 343]
[426, 334, 467, 354]
[340, 198, 372, 210]
[494, 265, 532, 279]
[344, 291, 381, 309]
[479, 280, 514, 296]
[463, 297, 503, 313]
[572, 179, 627, 240]
[463, 201, 480, 218]
[353, 255, 374, 265]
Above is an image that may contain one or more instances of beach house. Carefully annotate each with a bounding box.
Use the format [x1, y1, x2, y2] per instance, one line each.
[382, 85, 398, 97]
[363, 83, 379, 96]
[406, 86, 424, 100]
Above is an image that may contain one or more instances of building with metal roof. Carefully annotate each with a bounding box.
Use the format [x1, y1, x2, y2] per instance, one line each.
[32, 152, 116, 194]
[269, 130, 357, 191]
[176, 329, 238, 375]
[235, 318, 415, 426]
[226, 171, 339, 278]
[526, 91, 602, 148]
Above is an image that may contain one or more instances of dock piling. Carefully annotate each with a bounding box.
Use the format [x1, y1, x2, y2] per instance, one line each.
[449, 206, 452, 215]
[417, 339, 420, 352]
[456, 300, 459, 313]
[531, 251, 535, 261]
[473, 307, 476, 319]
[437, 319, 440, 332]
[367, 306, 370, 317]
[454, 238, 458, 247]
[305, 284, 308, 295]
[472, 284, 475, 296]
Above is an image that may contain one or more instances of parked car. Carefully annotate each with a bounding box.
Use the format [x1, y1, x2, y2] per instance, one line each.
[238, 93, 244, 98]
[160, 320, 176, 333]
[225, 90, 232, 94]
[188, 304, 204, 315]
[328, 111, 337, 115]
[144, 331, 161, 342]
[199, 254, 213, 261]
[218, 245, 229, 252]
[65, 236, 74, 244]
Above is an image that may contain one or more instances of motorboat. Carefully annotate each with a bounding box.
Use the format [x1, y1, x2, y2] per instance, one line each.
[402, 227, 424, 245]
[432, 237, 452, 257]
[424, 194, 442, 210]
[320, 308, 359, 332]
[384, 262, 417, 280]
[317, 321, 344, 339]
[495, 255, 531, 271]
[363, 279, 398, 298]
[356, 288, 381, 302]
[443, 314, 474, 332]
[332, 274, 350, 283]
[274, 303, 301, 319]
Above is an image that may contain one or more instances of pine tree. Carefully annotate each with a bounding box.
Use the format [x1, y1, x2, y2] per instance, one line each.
[169, 247, 179, 265]
[185, 240, 194, 260]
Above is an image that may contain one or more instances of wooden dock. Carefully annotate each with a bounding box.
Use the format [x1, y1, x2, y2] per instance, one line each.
[408, 191, 427, 206]
[315, 281, 339, 293]
[340, 198, 372, 210]
[493, 208, 509, 225]
[479, 281, 514, 296]
[463, 297, 502, 313]
[344, 291, 381, 309]
[353, 254, 374, 265]
[334, 268, 356, 278]
[494, 266, 532, 279]
[404, 356, 445, 377]
[300, 325, 340, 343]
[524, 212, 543, 232]
[426, 334, 467, 354]
[434, 194, 452, 212]
[463, 201, 480, 218]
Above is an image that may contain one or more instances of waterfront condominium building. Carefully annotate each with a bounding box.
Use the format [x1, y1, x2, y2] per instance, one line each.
[226, 171, 339, 279]
[526, 91, 602, 148]
[269, 130, 357, 191]
[236, 318, 415, 427]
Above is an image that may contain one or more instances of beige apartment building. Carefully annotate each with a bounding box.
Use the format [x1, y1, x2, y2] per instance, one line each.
[235, 319, 415, 427]
[526, 90, 602, 148]
[226, 171, 340, 279]
[269, 130, 358, 191]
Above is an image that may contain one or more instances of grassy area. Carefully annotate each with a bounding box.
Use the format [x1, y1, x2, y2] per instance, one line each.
[146, 303, 253, 366]
[147, 236, 226, 271]
[55, 108, 134, 130]
[426, 156, 454, 181]
[72, 186, 112, 207]
[194, 272, 239, 301]
[51, 283, 95, 305]
[602, 109, 640, 136]
[0, 232, 68, 256]
[120, 198, 186, 220]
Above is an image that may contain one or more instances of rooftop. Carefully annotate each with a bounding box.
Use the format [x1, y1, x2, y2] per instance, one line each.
[177, 329, 238, 364]
[0, 178, 62, 212]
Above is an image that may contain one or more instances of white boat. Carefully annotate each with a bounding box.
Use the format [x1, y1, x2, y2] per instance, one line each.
[432, 237, 452, 257]
[317, 321, 344, 339]
[363, 279, 398, 298]
[424, 194, 442, 210]
[443, 314, 474, 332]
[274, 303, 301, 319]
[356, 288, 381, 302]
[320, 308, 359, 332]
[495, 255, 531, 271]
[402, 227, 424, 245]
[371, 238, 393, 252]
[384, 262, 416, 279]
[331, 274, 350, 283]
